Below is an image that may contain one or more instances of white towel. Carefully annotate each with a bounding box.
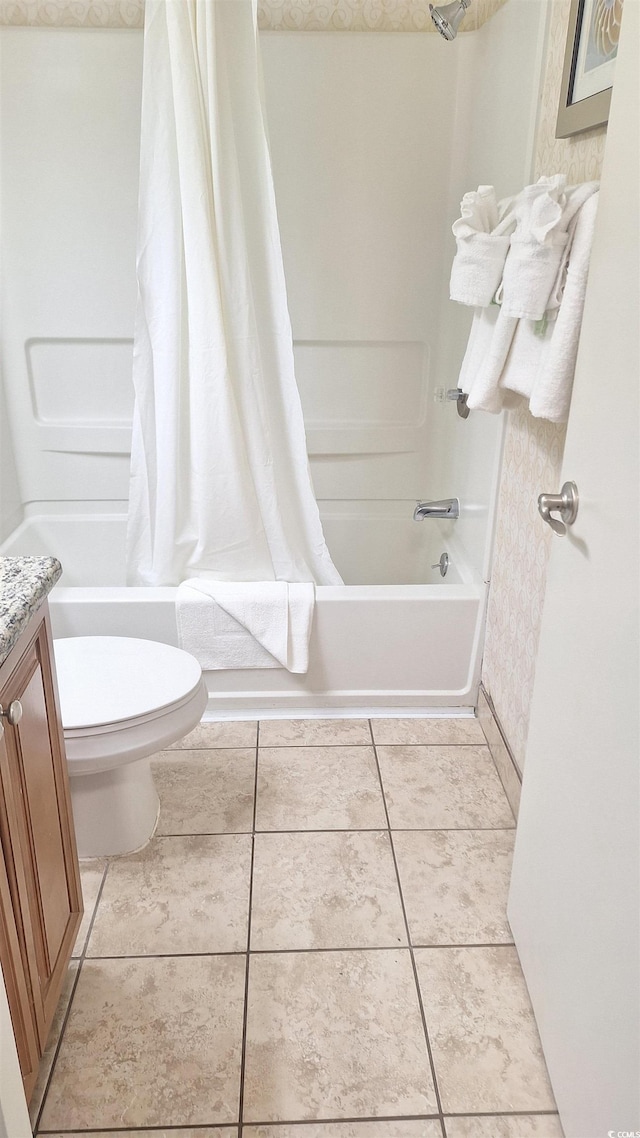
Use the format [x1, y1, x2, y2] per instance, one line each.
[502, 191, 600, 422]
[500, 178, 598, 321]
[449, 186, 516, 307]
[458, 191, 599, 421]
[176, 580, 315, 673]
[459, 304, 518, 414]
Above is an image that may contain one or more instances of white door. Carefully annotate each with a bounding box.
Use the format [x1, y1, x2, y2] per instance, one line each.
[507, 3, 639, 1136]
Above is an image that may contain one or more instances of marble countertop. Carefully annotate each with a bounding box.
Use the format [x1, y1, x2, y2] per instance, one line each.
[0, 556, 62, 668]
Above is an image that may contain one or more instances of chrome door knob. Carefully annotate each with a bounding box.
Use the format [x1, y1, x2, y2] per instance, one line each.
[538, 481, 579, 536]
[0, 700, 23, 726]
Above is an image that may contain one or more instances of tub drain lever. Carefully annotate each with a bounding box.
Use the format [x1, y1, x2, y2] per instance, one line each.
[431, 553, 450, 577]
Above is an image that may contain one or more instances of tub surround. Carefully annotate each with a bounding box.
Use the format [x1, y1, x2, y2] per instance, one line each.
[0, 555, 62, 664]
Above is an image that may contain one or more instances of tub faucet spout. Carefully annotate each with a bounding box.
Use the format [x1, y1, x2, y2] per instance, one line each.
[413, 498, 460, 520]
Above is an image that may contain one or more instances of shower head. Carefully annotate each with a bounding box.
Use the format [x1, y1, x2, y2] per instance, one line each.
[429, 0, 471, 40]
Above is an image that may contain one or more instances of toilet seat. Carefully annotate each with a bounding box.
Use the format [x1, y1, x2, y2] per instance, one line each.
[54, 636, 208, 774]
[55, 636, 203, 728]
[53, 636, 209, 857]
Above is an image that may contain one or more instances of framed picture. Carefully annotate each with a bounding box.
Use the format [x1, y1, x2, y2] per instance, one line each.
[556, 0, 624, 138]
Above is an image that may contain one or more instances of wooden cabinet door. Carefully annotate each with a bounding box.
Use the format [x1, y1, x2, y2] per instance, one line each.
[0, 729, 41, 1102]
[0, 604, 82, 1055]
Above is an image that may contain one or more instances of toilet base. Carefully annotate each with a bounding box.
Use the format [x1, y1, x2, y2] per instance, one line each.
[69, 757, 160, 858]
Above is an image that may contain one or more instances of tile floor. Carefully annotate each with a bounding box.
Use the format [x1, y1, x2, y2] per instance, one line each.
[31, 718, 563, 1138]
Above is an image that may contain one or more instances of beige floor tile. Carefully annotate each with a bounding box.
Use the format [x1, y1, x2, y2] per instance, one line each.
[153, 749, 255, 834]
[251, 831, 406, 950]
[41, 1131, 238, 1138]
[445, 1117, 563, 1138]
[86, 835, 251, 956]
[393, 829, 515, 945]
[169, 720, 257, 749]
[415, 946, 556, 1113]
[258, 719, 371, 747]
[29, 962, 79, 1127]
[39, 955, 245, 1129]
[244, 1124, 442, 1137]
[256, 746, 387, 831]
[372, 718, 485, 746]
[72, 859, 107, 957]
[243, 949, 436, 1121]
[377, 746, 515, 829]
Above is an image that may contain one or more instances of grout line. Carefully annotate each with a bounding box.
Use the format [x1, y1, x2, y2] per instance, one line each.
[240, 1114, 444, 1128]
[34, 861, 110, 1135]
[236, 721, 260, 1136]
[443, 1109, 561, 1117]
[258, 741, 488, 749]
[367, 717, 446, 1128]
[79, 941, 517, 962]
[167, 740, 487, 751]
[156, 825, 516, 837]
[36, 1125, 237, 1135]
[81, 951, 247, 960]
[34, 1109, 563, 1135]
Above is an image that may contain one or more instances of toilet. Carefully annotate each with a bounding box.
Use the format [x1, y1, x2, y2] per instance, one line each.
[54, 636, 208, 858]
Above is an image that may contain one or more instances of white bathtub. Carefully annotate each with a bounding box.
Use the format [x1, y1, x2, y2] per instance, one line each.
[2, 503, 486, 715]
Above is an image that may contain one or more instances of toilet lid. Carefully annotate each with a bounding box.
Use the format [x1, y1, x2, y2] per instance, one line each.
[54, 637, 203, 729]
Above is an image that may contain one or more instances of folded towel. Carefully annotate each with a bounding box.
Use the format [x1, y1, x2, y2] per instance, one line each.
[501, 191, 600, 422]
[176, 580, 315, 672]
[458, 189, 599, 421]
[459, 304, 518, 414]
[543, 181, 600, 312]
[500, 178, 599, 321]
[449, 186, 516, 307]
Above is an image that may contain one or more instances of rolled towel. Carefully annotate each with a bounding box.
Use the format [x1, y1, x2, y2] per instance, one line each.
[176, 579, 315, 673]
[449, 186, 515, 307]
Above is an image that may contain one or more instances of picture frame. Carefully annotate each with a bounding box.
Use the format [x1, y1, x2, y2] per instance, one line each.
[556, 0, 624, 139]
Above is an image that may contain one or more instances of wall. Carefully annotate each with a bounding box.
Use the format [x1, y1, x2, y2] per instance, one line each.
[0, 27, 143, 507]
[0, 368, 23, 541]
[481, 0, 607, 771]
[0, 0, 507, 32]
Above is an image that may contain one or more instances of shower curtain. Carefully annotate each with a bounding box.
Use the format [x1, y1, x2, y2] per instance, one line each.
[126, 0, 342, 586]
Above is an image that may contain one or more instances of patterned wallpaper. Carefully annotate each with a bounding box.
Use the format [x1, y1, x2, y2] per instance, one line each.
[0, 0, 507, 31]
[481, 0, 607, 771]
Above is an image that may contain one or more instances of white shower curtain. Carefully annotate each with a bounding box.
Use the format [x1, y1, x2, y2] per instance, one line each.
[126, 0, 342, 586]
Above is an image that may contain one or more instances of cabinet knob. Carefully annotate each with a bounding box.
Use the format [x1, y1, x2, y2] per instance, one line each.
[0, 700, 23, 726]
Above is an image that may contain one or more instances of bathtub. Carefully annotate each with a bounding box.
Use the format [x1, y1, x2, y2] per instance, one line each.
[2, 502, 486, 715]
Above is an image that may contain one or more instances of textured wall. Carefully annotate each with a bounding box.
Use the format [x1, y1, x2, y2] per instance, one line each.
[0, 0, 507, 31]
[481, 0, 607, 771]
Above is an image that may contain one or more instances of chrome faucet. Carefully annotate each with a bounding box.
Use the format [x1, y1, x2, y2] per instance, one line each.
[413, 497, 460, 521]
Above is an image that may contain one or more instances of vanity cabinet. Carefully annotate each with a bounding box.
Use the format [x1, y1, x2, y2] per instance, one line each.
[0, 601, 82, 1101]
